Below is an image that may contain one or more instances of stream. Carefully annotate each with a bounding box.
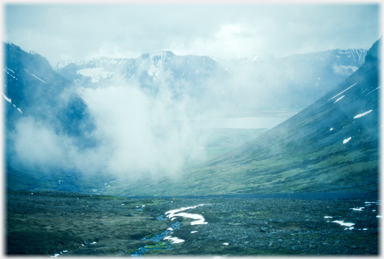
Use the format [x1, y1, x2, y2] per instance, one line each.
[131, 204, 209, 256]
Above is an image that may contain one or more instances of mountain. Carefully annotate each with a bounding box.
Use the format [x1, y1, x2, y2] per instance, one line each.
[111, 40, 379, 196]
[225, 48, 367, 110]
[4, 42, 97, 190]
[55, 51, 227, 100]
[55, 48, 367, 112]
[3, 41, 377, 196]
[3, 42, 95, 136]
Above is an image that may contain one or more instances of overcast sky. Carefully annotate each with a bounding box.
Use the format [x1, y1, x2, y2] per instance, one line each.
[4, 3, 381, 66]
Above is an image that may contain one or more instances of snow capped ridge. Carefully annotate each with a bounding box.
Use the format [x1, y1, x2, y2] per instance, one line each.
[54, 60, 76, 70]
[333, 48, 367, 64]
[74, 57, 129, 68]
[140, 50, 175, 60]
[77, 67, 114, 83]
[55, 57, 131, 70]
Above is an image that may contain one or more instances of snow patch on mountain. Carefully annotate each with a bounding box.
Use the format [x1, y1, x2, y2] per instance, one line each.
[354, 110, 373, 119]
[330, 83, 357, 100]
[336, 49, 366, 64]
[30, 73, 47, 84]
[3, 92, 22, 113]
[146, 51, 171, 78]
[334, 95, 345, 103]
[147, 63, 161, 78]
[3, 93, 11, 103]
[4, 68, 17, 79]
[365, 86, 380, 97]
[55, 58, 129, 70]
[77, 68, 114, 83]
[332, 65, 359, 76]
[24, 69, 47, 84]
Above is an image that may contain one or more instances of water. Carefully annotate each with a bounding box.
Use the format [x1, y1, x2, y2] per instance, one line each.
[131, 204, 209, 256]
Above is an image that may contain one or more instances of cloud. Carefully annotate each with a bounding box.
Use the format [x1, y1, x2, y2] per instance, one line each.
[172, 24, 262, 59]
[79, 81, 203, 179]
[13, 117, 66, 171]
[4, 4, 379, 65]
[10, 75, 206, 181]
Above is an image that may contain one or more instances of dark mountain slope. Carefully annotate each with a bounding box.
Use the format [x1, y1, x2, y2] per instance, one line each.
[119, 40, 379, 196]
[4, 42, 97, 190]
[3, 42, 95, 137]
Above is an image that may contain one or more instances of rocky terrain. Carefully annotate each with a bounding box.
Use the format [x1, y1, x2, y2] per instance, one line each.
[6, 191, 379, 256]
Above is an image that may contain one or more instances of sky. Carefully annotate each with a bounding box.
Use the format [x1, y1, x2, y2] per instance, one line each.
[3, 3, 381, 67]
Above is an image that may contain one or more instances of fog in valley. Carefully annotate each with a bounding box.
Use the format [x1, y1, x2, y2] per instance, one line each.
[9, 61, 292, 181]
[4, 4, 380, 185]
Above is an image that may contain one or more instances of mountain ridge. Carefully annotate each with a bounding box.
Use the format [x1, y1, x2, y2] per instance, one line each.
[53, 46, 369, 112]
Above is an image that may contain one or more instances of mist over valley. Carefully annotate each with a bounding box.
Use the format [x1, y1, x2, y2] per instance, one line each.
[4, 41, 376, 196]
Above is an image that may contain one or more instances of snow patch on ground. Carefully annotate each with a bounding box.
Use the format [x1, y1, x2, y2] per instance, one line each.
[343, 137, 352, 144]
[164, 236, 185, 244]
[165, 204, 208, 225]
[332, 220, 355, 230]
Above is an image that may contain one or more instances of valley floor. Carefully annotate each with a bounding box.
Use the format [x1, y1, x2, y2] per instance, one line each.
[6, 191, 379, 256]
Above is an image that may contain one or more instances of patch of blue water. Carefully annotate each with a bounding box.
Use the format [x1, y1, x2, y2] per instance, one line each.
[131, 221, 181, 256]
